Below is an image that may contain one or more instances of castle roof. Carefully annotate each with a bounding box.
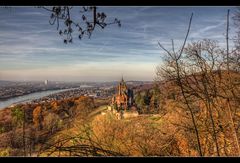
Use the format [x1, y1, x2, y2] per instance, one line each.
[121, 75, 124, 82]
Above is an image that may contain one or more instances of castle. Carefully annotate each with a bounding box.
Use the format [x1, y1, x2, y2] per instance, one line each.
[112, 76, 134, 111]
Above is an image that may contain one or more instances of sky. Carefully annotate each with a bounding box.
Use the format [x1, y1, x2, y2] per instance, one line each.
[0, 6, 238, 82]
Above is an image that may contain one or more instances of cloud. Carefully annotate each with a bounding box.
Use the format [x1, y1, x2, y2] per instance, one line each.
[190, 20, 226, 39]
[0, 6, 237, 81]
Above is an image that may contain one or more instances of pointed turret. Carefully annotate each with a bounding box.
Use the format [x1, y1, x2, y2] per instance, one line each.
[121, 75, 124, 82]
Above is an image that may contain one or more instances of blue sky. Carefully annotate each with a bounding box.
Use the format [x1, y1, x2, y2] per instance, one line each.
[0, 6, 237, 82]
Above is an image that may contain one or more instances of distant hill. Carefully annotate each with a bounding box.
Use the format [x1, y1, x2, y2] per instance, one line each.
[0, 80, 16, 87]
[0, 80, 14, 83]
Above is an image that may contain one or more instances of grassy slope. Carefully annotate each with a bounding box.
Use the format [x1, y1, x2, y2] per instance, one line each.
[38, 103, 177, 156]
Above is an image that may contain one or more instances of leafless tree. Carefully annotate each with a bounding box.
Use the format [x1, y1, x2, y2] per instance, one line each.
[157, 13, 203, 156]
[40, 6, 121, 44]
[156, 9, 240, 156]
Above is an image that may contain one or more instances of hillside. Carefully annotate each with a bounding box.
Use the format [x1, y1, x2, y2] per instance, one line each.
[0, 92, 193, 156]
[0, 96, 110, 156]
[0, 70, 240, 156]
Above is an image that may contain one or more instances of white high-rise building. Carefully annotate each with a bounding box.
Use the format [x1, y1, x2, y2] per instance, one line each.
[44, 80, 48, 85]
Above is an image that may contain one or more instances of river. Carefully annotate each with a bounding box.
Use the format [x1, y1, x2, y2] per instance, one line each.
[0, 88, 79, 110]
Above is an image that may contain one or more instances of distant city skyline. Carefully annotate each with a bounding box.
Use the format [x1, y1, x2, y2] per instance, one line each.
[0, 6, 237, 82]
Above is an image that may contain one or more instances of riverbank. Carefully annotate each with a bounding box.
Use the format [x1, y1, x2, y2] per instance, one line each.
[0, 87, 80, 110]
[0, 87, 80, 101]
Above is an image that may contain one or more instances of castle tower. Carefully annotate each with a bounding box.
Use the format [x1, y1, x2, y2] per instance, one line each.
[112, 76, 133, 111]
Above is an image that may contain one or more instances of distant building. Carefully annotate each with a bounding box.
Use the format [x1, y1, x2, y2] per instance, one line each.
[112, 76, 134, 111]
[44, 80, 48, 85]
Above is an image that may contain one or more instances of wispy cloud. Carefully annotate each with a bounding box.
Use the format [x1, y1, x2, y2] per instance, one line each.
[190, 20, 226, 39]
[0, 6, 237, 81]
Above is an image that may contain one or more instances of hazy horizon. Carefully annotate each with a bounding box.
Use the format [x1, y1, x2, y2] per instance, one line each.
[0, 6, 237, 81]
[0, 79, 153, 83]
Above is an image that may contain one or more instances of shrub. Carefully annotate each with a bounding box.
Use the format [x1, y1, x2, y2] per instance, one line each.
[0, 148, 11, 156]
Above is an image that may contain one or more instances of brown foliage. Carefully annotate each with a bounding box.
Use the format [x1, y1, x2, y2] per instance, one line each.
[33, 106, 44, 130]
